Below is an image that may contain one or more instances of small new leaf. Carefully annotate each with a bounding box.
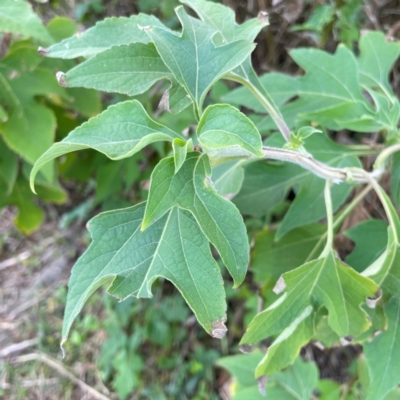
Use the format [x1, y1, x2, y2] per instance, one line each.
[197, 104, 263, 163]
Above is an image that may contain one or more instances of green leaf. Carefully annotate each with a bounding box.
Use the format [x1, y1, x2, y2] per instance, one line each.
[315, 379, 341, 400]
[221, 72, 299, 113]
[62, 203, 227, 341]
[0, 177, 44, 234]
[314, 313, 340, 347]
[197, 104, 263, 162]
[355, 304, 387, 343]
[182, 0, 268, 43]
[233, 133, 360, 238]
[344, 219, 388, 272]
[0, 136, 18, 195]
[255, 306, 314, 377]
[251, 224, 326, 285]
[288, 45, 378, 131]
[358, 31, 400, 97]
[0, 105, 7, 122]
[364, 297, 400, 400]
[45, 14, 171, 59]
[241, 251, 378, 346]
[362, 189, 400, 297]
[218, 354, 318, 400]
[217, 352, 264, 388]
[0, 43, 62, 181]
[46, 16, 78, 42]
[62, 42, 190, 112]
[142, 152, 249, 286]
[145, 6, 255, 116]
[172, 137, 192, 173]
[30, 100, 179, 191]
[0, 0, 53, 44]
[260, 44, 398, 133]
[211, 160, 245, 199]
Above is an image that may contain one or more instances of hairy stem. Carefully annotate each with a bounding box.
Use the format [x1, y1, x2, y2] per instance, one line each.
[261, 146, 381, 183]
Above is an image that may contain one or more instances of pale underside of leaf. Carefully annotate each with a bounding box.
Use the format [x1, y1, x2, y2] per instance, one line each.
[45, 13, 171, 59]
[30, 100, 179, 191]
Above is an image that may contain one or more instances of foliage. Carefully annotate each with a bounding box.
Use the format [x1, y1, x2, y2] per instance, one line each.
[6, 0, 400, 397]
[0, 1, 102, 233]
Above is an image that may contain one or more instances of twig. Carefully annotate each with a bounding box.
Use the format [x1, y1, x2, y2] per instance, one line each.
[0, 251, 31, 270]
[11, 352, 111, 400]
[0, 338, 39, 358]
[0, 378, 59, 389]
[262, 146, 382, 183]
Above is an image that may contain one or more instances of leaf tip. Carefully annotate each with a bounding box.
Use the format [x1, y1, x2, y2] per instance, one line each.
[60, 338, 67, 359]
[257, 11, 269, 25]
[159, 90, 171, 113]
[273, 276, 286, 294]
[211, 318, 227, 339]
[56, 71, 68, 88]
[339, 336, 354, 346]
[38, 46, 49, 56]
[366, 289, 382, 309]
[238, 343, 253, 353]
[257, 375, 268, 397]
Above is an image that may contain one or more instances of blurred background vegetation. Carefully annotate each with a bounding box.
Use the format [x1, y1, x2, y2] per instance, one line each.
[1, 0, 400, 399]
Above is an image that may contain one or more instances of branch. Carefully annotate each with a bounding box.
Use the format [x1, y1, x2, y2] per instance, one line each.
[11, 352, 111, 400]
[262, 146, 383, 183]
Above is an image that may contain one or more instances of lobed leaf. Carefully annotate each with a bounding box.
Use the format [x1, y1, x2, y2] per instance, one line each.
[145, 6, 255, 117]
[142, 152, 249, 286]
[30, 100, 179, 191]
[181, 0, 268, 44]
[62, 203, 227, 341]
[241, 251, 378, 346]
[358, 31, 400, 97]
